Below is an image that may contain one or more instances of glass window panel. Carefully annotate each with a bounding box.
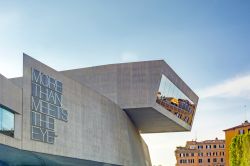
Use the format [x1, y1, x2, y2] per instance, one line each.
[41, 114, 46, 121]
[49, 117, 54, 123]
[48, 136, 54, 144]
[41, 121, 46, 129]
[62, 109, 68, 122]
[48, 89, 55, 104]
[31, 112, 36, 126]
[32, 97, 41, 112]
[32, 83, 37, 97]
[32, 133, 41, 140]
[41, 101, 48, 114]
[50, 104, 57, 111]
[41, 74, 49, 87]
[48, 130, 55, 137]
[35, 113, 41, 126]
[156, 75, 196, 125]
[48, 123, 54, 130]
[32, 68, 40, 83]
[0, 108, 2, 130]
[40, 86, 48, 101]
[56, 81, 63, 93]
[32, 126, 40, 134]
[55, 93, 62, 107]
[49, 77, 56, 91]
[47, 131, 55, 144]
[49, 104, 58, 118]
[0, 106, 14, 137]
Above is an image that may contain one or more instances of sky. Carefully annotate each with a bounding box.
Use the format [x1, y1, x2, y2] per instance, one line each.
[0, 0, 250, 165]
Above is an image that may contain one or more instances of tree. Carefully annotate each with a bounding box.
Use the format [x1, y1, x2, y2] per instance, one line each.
[230, 133, 250, 166]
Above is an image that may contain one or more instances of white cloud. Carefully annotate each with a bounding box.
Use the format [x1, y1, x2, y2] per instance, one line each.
[120, 52, 139, 62]
[198, 74, 250, 99]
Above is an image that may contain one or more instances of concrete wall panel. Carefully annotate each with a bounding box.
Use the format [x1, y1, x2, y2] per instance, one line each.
[21, 54, 150, 166]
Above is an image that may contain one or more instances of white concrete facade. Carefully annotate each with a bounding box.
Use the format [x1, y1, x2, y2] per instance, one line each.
[0, 54, 198, 166]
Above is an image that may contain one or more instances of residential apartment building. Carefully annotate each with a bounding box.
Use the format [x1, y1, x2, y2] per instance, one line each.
[223, 120, 250, 166]
[175, 138, 225, 166]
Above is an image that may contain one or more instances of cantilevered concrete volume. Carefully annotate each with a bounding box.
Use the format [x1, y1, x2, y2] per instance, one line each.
[0, 53, 198, 166]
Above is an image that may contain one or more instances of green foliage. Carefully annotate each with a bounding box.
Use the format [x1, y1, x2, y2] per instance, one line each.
[230, 133, 250, 166]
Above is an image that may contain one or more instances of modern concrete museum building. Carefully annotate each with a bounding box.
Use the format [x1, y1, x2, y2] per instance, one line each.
[0, 54, 198, 166]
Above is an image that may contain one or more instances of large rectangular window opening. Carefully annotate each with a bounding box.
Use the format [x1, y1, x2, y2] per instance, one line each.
[0, 105, 14, 137]
[156, 75, 197, 125]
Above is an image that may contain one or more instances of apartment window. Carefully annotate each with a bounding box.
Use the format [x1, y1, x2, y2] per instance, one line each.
[180, 153, 186, 157]
[198, 145, 203, 149]
[213, 145, 216, 148]
[0, 105, 14, 137]
[239, 129, 245, 135]
[184, 116, 189, 122]
[198, 152, 203, 156]
[208, 158, 210, 163]
[221, 158, 224, 162]
[219, 144, 225, 148]
[213, 158, 217, 163]
[198, 159, 202, 163]
[191, 153, 194, 157]
[190, 145, 195, 149]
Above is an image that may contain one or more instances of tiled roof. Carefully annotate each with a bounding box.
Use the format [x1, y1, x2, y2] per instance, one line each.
[186, 139, 225, 145]
[223, 121, 250, 131]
